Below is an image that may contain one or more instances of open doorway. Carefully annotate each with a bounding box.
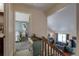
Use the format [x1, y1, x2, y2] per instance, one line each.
[14, 12, 33, 56]
[47, 4, 77, 56]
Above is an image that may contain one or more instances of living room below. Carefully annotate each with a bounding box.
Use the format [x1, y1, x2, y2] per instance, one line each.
[47, 4, 76, 55]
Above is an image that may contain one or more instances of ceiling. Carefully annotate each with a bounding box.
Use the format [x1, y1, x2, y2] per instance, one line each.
[47, 4, 76, 36]
[25, 3, 57, 12]
[0, 3, 56, 12]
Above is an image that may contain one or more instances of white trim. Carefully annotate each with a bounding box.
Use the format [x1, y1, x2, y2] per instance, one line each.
[4, 3, 14, 56]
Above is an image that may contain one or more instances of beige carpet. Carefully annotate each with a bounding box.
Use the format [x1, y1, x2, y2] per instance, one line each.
[15, 49, 33, 56]
[15, 38, 33, 56]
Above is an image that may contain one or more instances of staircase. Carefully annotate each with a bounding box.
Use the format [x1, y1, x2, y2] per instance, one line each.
[31, 34, 70, 56]
[41, 37, 67, 56]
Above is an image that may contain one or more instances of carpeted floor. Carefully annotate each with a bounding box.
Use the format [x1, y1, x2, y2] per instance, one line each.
[15, 38, 33, 56]
[15, 49, 33, 56]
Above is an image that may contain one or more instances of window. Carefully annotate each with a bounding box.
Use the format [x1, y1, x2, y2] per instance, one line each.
[0, 3, 4, 12]
[58, 33, 66, 43]
[15, 12, 30, 41]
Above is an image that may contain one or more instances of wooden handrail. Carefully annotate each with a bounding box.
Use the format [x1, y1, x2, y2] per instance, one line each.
[41, 37, 66, 56]
[31, 35, 70, 56]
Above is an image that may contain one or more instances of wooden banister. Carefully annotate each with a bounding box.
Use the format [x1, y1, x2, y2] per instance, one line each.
[31, 35, 70, 56]
[41, 37, 65, 56]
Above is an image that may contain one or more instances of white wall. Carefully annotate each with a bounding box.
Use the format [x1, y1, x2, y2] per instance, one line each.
[13, 4, 47, 37]
[47, 4, 76, 36]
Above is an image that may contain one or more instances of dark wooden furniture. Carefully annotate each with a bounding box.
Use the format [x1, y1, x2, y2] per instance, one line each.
[0, 36, 4, 56]
[0, 12, 4, 16]
[0, 12, 4, 56]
